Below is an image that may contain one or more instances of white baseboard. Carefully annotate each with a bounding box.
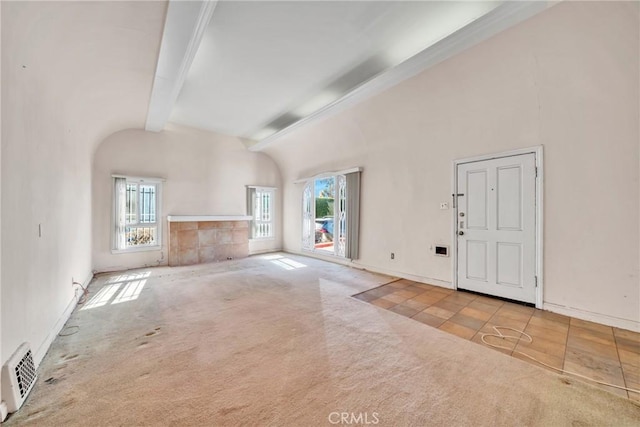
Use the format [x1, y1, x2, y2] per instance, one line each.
[249, 247, 283, 256]
[351, 260, 453, 290]
[284, 249, 350, 266]
[33, 271, 94, 367]
[283, 249, 453, 290]
[544, 302, 640, 333]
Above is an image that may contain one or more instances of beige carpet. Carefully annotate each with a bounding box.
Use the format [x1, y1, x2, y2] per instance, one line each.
[7, 253, 640, 426]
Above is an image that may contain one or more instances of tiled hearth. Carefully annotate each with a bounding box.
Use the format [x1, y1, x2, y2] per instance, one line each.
[168, 219, 249, 266]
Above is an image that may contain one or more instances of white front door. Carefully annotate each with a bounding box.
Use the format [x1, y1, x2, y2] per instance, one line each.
[456, 153, 537, 304]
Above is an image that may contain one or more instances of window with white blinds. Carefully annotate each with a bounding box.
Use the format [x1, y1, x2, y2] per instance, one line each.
[248, 187, 276, 239]
[112, 176, 163, 253]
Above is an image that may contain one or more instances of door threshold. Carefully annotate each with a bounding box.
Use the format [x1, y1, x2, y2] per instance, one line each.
[457, 288, 535, 308]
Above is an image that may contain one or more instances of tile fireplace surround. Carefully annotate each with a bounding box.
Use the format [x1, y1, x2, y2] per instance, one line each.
[168, 215, 252, 266]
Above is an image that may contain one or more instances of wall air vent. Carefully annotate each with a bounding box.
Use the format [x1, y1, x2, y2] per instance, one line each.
[1, 342, 38, 414]
[435, 245, 449, 257]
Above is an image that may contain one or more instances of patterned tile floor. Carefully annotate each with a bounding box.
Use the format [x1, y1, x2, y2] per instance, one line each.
[353, 279, 640, 401]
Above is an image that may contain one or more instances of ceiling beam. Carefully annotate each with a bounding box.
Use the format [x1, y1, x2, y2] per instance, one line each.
[145, 0, 217, 132]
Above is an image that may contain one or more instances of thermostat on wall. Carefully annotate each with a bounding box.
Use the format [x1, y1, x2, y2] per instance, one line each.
[434, 245, 449, 257]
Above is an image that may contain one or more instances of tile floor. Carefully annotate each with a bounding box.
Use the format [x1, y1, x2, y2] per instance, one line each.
[353, 279, 640, 401]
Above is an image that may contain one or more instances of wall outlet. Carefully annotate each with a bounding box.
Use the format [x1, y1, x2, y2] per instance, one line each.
[440, 202, 449, 210]
[390, 252, 395, 260]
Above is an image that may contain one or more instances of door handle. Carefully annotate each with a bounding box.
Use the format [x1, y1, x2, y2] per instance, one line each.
[452, 193, 464, 209]
[458, 231, 464, 236]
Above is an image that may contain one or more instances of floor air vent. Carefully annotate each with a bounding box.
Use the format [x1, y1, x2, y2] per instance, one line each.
[2, 342, 38, 413]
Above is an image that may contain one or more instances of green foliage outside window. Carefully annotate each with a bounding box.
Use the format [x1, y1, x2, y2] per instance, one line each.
[315, 197, 334, 218]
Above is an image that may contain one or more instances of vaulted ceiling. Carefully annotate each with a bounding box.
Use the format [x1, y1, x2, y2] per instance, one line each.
[145, 1, 551, 150]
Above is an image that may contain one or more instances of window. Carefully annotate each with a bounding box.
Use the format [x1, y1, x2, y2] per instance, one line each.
[248, 186, 275, 239]
[301, 169, 360, 259]
[113, 176, 162, 252]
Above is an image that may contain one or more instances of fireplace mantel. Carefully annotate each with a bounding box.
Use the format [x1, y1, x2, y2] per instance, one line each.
[167, 215, 252, 222]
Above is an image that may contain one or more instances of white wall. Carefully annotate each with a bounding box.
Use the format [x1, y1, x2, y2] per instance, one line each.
[0, 0, 3, 404]
[92, 125, 282, 273]
[264, 2, 640, 330]
[1, 0, 165, 370]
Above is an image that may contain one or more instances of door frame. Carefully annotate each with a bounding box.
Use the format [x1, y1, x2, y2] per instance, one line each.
[451, 146, 544, 308]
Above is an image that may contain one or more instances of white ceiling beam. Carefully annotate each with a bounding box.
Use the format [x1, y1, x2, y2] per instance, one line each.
[145, 0, 217, 132]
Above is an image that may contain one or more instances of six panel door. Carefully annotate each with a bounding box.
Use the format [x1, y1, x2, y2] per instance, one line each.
[456, 153, 537, 304]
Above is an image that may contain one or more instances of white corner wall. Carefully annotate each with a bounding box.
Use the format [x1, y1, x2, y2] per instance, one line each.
[1, 0, 166, 370]
[0, 0, 3, 403]
[264, 1, 640, 330]
[92, 125, 282, 273]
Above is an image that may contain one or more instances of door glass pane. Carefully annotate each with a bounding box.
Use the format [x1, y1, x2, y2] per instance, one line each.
[314, 177, 335, 253]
